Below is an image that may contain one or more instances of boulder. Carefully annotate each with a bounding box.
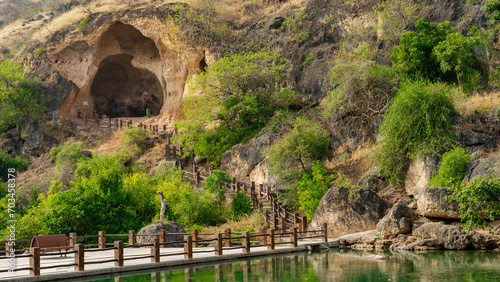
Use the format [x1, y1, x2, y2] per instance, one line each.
[336, 230, 377, 246]
[414, 187, 460, 219]
[464, 157, 500, 182]
[455, 129, 493, 146]
[268, 16, 285, 30]
[357, 167, 382, 190]
[308, 187, 386, 238]
[404, 155, 441, 195]
[21, 131, 58, 156]
[376, 200, 414, 239]
[221, 133, 275, 181]
[136, 221, 186, 247]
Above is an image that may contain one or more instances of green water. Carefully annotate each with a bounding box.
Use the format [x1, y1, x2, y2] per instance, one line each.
[94, 249, 500, 281]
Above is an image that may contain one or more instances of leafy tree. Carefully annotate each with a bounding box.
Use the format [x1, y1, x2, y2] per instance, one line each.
[297, 161, 333, 219]
[483, 0, 500, 26]
[428, 146, 471, 188]
[375, 80, 458, 184]
[448, 177, 500, 231]
[433, 32, 481, 92]
[391, 18, 481, 91]
[266, 116, 330, 179]
[0, 150, 29, 181]
[0, 60, 45, 131]
[204, 170, 231, 215]
[175, 49, 298, 165]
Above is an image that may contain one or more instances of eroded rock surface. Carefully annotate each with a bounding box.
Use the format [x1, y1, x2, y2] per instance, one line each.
[414, 187, 460, 219]
[376, 200, 414, 239]
[404, 155, 441, 196]
[137, 220, 186, 247]
[464, 157, 500, 182]
[308, 187, 386, 238]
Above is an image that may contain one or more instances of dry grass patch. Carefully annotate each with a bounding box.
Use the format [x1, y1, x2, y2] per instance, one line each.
[199, 212, 266, 233]
[455, 91, 500, 116]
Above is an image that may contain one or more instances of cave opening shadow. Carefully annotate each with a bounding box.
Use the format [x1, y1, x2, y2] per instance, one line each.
[91, 54, 163, 118]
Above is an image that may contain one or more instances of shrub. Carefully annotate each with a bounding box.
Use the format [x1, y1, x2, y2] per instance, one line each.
[122, 127, 150, 157]
[50, 142, 88, 170]
[281, 11, 310, 41]
[0, 150, 29, 181]
[428, 146, 471, 188]
[266, 116, 330, 180]
[375, 80, 458, 183]
[448, 177, 500, 231]
[324, 59, 397, 141]
[297, 161, 333, 219]
[230, 191, 253, 220]
[204, 170, 231, 214]
[483, 0, 500, 26]
[372, 0, 419, 39]
[78, 16, 88, 30]
[0, 60, 45, 131]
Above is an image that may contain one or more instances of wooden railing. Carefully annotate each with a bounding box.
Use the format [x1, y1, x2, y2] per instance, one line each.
[0, 224, 328, 277]
[76, 114, 175, 136]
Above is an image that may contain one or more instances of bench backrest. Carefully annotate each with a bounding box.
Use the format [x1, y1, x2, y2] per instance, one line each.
[30, 234, 69, 248]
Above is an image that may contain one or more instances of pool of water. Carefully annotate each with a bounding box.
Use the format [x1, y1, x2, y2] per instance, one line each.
[91, 249, 500, 281]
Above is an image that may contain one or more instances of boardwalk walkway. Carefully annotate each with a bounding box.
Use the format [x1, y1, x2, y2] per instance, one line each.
[1, 239, 333, 281]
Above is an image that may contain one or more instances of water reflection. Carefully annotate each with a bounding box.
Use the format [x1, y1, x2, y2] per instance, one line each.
[98, 249, 500, 282]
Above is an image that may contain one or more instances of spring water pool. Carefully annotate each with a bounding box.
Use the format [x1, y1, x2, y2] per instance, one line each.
[92, 249, 500, 281]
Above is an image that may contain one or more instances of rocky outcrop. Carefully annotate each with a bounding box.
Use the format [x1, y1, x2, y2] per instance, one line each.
[221, 133, 275, 182]
[21, 131, 58, 156]
[455, 129, 493, 147]
[357, 167, 382, 190]
[414, 187, 460, 219]
[464, 157, 500, 182]
[308, 187, 386, 238]
[404, 155, 441, 196]
[137, 221, 186, 247]
[390, 223, 494, 250]
[376, 200, 414, 239]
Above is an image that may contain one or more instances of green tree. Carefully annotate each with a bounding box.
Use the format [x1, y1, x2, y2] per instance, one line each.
[230, 191, 253, 220]
[375, 80, 458, 184]
[175, 49, 298, 165]
[448, 177, 500, 231]
[0, 150, 29, 181]
[297, 161, 333, 219]
[428, 146, 471, 188]
[204, 170, 231, 215]
[266, 117, 330, 179]
[483, 0, 500, 26]
[0, 60, 45, 131]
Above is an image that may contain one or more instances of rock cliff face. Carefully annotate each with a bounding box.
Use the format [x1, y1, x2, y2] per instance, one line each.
[25, 5, 206, 121]
[308, 186, 386, 238]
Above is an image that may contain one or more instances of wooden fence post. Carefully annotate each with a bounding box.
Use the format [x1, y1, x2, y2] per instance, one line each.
[75, 244, 84, 271]
[184, 235, 193, 259]
[115, 241, 124, 267]
[268, 229, 275, 250]
[98, 231, 106, 249]
[259, 184, 264, 199]
[291, 227, 298, 247]
[273, 213, 278, 229]
[128, 230, 135, 246]
[151, 238, 160, 263]
[30, 247, 40, 276]
[243, 232, 250, 253]
[224, 229, 231, 247]
[215, 233, 223, 256]
[259, 227, 268, 246]
[69, 233, 77, 246]
[191, 229, 198, 248]
[159, 230, 166, 245]
[322, 223, 328, 242]
[302, 216, 308, 233]
[5, 236, 10, 257]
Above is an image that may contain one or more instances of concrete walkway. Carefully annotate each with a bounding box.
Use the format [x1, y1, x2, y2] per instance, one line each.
[0, 239, 335, 281]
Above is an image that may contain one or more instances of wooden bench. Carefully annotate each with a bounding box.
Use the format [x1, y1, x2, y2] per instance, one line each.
[24, 234, 73, 256]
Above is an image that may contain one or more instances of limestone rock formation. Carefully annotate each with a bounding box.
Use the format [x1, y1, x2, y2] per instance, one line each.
[464, 157, 500, 182]
[405, 223, 484, 250]
[137, 221, 186, 247]
[336, 230, 377, 246]
[221, 133, 275, 182]
[414, 187, 460, 219]
[376, 200, 414, 239]
[357, 167, 382, 190]
[308, 187, 386, 238]
[404, 155, 441, 196]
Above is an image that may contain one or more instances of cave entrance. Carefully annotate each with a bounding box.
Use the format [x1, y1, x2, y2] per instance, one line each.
[91, 54, 163, 118]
